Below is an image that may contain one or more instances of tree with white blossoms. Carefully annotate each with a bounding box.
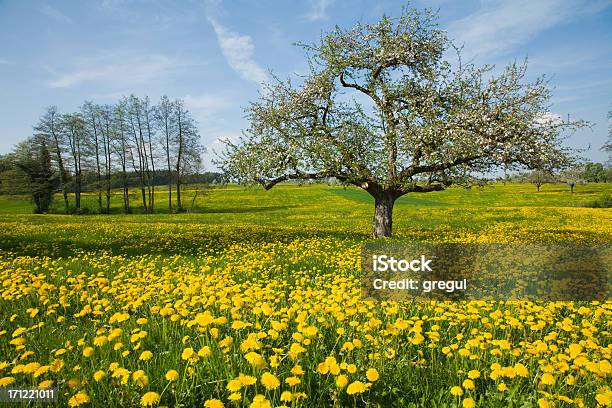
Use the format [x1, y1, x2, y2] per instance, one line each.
[220, 8, 586, 237]
[559, 166, 585, 193]
[603, 108, 611, 163]
[518, 169, 556, 192]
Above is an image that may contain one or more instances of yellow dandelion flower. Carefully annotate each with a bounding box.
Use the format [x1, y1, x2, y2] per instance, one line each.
[139, 351, 153, 361]
[366, 368, 379, 382]
[249, 394, 270, 408]
[537, 399, 551, 408]
[239, 373, 257, 386]
[514, 363, 529, 377]
[280, 391, 292, 402]
[346, 381, 369, 395]
[93, 370, 106, 382]
[285, 376, 301, 386]
[132, 370, 149, 387]
[244, 352, 266, 369]
[467, 370, 480, 379]
[165, 370, 179, 381]
[595, 388, 611, 406]
[33, 365, 50, 378]
[140, 391, 160, 407]
[38, 380, 53, 388]
[203, 399, 224, 408]
[68, 392, 90, 407]
[291, 365, 304, 376]
[0, 377, 15, 387]
[227, 379, 242, 392]
[462, 398, 475, 408]
[260, 372, 280, 390]
[181, 348, 194, 360]
[336, 374, 349, 389]
[540, 373, 555, 386]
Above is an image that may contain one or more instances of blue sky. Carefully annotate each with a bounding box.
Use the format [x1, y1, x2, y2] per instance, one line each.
[0, 0, 611, 169]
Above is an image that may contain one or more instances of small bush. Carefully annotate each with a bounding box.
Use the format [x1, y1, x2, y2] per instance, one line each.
[577, 192, 612, 208]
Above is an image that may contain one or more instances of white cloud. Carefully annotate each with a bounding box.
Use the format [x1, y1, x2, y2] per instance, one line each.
[40, 4, 73, 24]
[304, 0, 333, 21]
[448, 0, 611, 61]
[208, 18, 268, 84]
[47, 54, 188, 88]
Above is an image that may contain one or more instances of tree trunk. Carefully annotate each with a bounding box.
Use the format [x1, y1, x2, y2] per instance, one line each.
[62, 188, 69, 213]
[51, 135, 69, 213]
[73, 151, 81, 213]
[95, 150, 102, 214]
[373, 193, 395, 238]
[75, 171, 81, 212]
[146, 116, 155, 213]
[570, 184, 575, 193]
[176, 107, 183, 211]
[121, 155, 130, 213]
[165, 129, 172, 212]
[105, 149, 111, 214]
[176, 171, 182, 211]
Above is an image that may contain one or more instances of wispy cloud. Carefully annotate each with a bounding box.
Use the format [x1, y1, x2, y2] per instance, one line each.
[304, 0, 333, 21]
[208, 18, 268, 84]
[40, 3, 73, 24]
[448, 0, 611, 60]
[47, 53, 192, 88]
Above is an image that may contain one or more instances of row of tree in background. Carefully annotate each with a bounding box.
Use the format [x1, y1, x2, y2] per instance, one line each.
[0, 96, 207, 213]
[508, 163, 612, 193]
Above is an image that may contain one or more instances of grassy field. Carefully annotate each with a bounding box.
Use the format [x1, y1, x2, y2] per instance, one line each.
[0, 183, 610, 407]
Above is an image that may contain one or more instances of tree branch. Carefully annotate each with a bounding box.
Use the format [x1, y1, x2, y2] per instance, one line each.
[400, 154, 486, 179]
[339, 72, 372, 97]
[260, 171, 358, 190]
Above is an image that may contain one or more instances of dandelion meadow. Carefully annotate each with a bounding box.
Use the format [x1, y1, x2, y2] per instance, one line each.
[0, 183, 610, 407]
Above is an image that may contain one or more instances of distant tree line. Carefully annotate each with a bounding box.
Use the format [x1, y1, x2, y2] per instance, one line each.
[0, 95, 213, 213]
[510, 162, 612, 193]
[0, 167, 225, 195]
